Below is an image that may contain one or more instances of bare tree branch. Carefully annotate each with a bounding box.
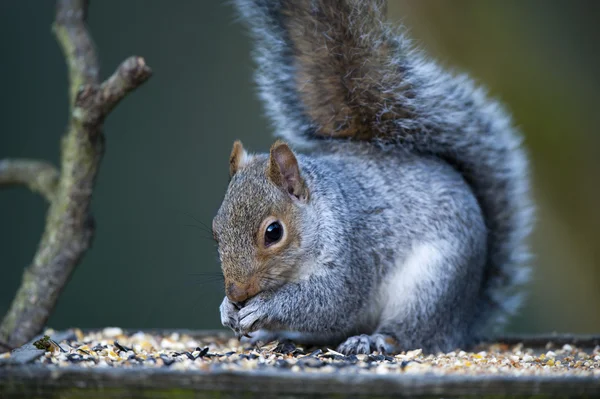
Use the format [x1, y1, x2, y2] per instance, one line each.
[74, 56, 152, 127]
[99, 56, 152, 116]
[53, 0, 99, 101]
[0, 159, 59, 202]
[0, 0, 152, 349]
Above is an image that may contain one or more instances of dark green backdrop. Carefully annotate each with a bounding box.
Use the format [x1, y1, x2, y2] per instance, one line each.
[1, 1, 599, 334]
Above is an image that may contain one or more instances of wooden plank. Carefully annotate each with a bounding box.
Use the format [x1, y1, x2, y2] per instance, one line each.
[1, 331, 599, 398]
[1, 364, 599, 398]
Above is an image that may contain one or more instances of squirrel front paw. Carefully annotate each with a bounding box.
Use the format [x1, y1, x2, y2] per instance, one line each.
[219, 297, 240, 333]
[237, 296, 272, 335]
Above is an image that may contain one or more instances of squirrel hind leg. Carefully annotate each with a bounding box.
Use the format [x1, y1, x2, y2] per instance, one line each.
[337, 333, 397, 355]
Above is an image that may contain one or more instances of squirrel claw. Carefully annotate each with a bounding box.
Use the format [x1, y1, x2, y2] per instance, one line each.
[337, 333, 396, 355]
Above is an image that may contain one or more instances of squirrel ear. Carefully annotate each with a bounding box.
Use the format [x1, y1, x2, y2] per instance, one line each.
[229, 140, 251, 177]
[268, 140, 309, 202]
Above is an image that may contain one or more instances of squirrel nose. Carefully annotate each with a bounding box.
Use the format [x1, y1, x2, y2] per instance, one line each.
[226, 282, 252, 303]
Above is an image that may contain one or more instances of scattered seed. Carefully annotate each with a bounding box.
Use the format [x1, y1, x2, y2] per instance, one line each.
[103, 327, 123, 338]
[275, 341, 297, 355]
[308, 349, 323, 357]
[197, 347, 209, 357]
[298, 357, 324, 368]
[26, 330, 599, 377]
[114, 341, 132, 353]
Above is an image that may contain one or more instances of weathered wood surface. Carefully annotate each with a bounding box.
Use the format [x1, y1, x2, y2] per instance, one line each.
[2, 364, 600, 398]
[1, 331, 599, 398]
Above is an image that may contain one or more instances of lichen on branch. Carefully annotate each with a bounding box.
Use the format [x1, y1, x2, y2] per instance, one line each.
[0, 0, 152, 350]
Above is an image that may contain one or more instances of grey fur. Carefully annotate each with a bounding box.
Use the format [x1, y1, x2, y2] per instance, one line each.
[213, 0, 534, 353]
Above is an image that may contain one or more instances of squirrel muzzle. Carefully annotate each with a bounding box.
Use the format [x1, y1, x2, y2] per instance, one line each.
[226, 280, 261, 303]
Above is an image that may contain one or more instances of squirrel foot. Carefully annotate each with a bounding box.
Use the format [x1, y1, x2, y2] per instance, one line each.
[337, 333, 396, 355]
[239, 330, 317, 345]
[241, 329, 343, 348]
[240, 329, 280, 345]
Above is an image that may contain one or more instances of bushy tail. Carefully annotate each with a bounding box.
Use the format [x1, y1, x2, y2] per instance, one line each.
[234, 0, 534, 333]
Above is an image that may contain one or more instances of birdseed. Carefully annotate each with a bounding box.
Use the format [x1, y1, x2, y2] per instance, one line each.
[3, 328, 599, 377]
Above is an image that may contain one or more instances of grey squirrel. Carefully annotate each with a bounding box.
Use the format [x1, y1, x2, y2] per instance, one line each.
[212, 0, 534, 354]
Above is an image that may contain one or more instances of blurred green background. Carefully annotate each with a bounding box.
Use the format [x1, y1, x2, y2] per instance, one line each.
[1, 1, 598, 335]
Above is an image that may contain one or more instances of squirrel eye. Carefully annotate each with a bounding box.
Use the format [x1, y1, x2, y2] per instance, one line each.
[264, 221, 283, 246]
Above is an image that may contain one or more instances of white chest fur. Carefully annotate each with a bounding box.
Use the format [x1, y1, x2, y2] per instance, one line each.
[377, 241, 452, 327]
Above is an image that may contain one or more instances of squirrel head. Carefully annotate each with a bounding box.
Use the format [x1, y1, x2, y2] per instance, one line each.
[213, 140, 311, 304]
